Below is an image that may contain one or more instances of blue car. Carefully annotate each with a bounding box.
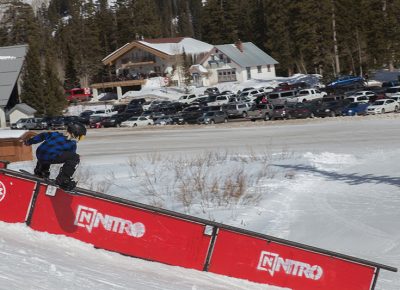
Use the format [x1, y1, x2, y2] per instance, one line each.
[326, 75, 365, 89]
[342, 102, 369, 116]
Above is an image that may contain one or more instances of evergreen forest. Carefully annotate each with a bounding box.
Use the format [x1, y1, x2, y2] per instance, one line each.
[1, 0, 400, 116]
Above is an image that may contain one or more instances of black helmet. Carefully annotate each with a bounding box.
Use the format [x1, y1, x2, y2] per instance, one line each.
[67, 122, 87, 139]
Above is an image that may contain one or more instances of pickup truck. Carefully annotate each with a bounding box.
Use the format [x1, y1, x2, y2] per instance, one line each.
[90, 108, 118, 118]
[295, 89, 327, 102]
[246, 103, 274, 121]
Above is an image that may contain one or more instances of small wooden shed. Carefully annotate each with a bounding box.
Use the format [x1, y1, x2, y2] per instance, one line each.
[0, 130, 36, 162]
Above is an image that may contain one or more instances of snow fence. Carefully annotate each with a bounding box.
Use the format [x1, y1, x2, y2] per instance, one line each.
[0, 162, 397, 290]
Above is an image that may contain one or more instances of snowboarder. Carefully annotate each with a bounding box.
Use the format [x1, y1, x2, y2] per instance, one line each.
[23, 122, 87, 190]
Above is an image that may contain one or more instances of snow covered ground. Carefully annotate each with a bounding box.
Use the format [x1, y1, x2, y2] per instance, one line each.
[3, 113, 400, 289]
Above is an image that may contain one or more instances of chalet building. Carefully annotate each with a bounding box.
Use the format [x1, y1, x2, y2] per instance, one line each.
[94, 37, 213, 99]
[0, 44, 28, 128]
[192, 40, 278, 87]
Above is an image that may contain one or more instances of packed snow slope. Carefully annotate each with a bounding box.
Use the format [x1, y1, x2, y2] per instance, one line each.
[5, 115, 400, 290]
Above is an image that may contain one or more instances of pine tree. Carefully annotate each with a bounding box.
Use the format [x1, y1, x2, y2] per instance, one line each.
[20, 35, 45, 114]
[63, 44, 80, 90]
[181, 48, 193, 88]
[131, 0, 162, 38]
[177, 0, 194, 37]
[42, 50, 68, 116]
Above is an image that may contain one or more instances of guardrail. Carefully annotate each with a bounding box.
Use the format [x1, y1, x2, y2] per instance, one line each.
[0, 161, 396, 290]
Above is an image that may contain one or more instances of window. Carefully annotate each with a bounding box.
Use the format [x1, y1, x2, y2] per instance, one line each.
[257, 66, 262, 73]
[217, 69, 237, 82]
[267, 65, 271, 72]
[227, 57, 231, 63]
[246, 67, 251, 79]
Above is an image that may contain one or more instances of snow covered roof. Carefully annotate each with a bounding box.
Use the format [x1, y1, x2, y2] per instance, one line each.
[7, 103, 36, 115]
[0, 45, 28, 107]
[102, 37, 212, 65]
[138, 37, 213, 56]
[206, 42, 278, 68]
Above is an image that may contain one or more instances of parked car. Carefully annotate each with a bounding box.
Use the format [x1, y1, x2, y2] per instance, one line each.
[89, 115, 107, 128]
[390, 96, 400, 103]
[197, 111, 228, 124]
[341, 102, 370, 116]
[49, 116, 69, 130]
[111, 104, 128, 114]
[314, 100, 350, 117]
[207, 95, 231, 106]
[382, 80, 400, 88]
[345, 95, 370, 103]
[367, 99, 399, 114]
[181, 106, 203, 124]
[286, 103, 313, 119]
[326, 75, 365, 90]
[246, 103, 273, 121]
[238, 89, 264, 101]
[271, 103, 313, 120]
[178, 94, 199, 104]
[101, 113, 132, 127]
[223, 102, 251, 118]
[79, 110, 95, 125]
[296, 88, 327, 102]
[154, 116, 174, 126]
[384, 86, 400, 98]
[204, 87, 220, 96]
[90, 108, 118, 118]
[268, 90, 298, 105]
[120, 116, 154, 127]
[124, 105, 144, 116]
[11, 117, 47, 130]
[345, 90, 376, 103]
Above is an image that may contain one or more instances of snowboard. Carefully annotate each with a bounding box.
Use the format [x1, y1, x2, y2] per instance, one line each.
[19, 169, 78, 195]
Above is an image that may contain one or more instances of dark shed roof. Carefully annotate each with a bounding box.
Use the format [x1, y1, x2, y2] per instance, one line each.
[0, 44, 28, 107]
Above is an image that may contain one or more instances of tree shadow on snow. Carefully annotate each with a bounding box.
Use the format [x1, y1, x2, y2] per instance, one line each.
[274, 164, 400, 187]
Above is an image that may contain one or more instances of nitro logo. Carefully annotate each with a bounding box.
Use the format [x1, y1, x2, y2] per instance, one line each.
[0, 181, 5, 202]
[74, 205, 145, 238]
[257, 251, 323, 280]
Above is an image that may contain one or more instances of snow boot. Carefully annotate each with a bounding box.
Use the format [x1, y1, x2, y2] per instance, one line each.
[55, 175, 77, 191]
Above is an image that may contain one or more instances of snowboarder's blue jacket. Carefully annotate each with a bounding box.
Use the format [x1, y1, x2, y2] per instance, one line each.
[26, 132, 77, 161]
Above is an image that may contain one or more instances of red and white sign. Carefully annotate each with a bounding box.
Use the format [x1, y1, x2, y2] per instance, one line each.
[208, 229, 376, 290]
[29, 187, 212, 270]
[0, 174, 36, 223]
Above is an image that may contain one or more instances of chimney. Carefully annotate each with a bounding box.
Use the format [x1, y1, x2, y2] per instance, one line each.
[235, 39, 243, 52]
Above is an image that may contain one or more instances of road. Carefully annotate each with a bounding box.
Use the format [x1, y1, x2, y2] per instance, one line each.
[79, 114, 400, 160]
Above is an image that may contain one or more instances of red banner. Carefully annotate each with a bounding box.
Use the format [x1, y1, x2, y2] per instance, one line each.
[29, 185, 212, 270]
[208, 229, 376, 290]
[0, 173, 36, 223]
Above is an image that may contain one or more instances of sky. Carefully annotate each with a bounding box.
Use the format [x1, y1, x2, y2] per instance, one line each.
[2, 72, 400, 289]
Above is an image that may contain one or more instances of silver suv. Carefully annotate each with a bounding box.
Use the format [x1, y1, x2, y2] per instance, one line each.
[11, 118, 47, 130]
[223, 102, 251, 118]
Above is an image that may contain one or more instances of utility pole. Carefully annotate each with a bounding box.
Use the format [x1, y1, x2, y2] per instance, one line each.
[331, 0, 340, 76]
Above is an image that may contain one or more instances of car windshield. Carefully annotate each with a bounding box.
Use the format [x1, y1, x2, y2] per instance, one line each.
[274, 105, 285, 110]
[268, 94, 279, 99]
[373, 101, 385, 106]
[348, 103, 359, 108]
[386, 87, 400, 93]
[128, 117, 138, 121]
